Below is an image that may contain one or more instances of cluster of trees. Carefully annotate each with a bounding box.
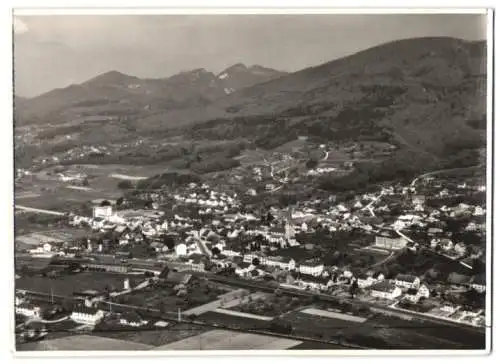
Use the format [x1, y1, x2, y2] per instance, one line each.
[189, 155, 240, 174]
[136, 172, 201, 190]
[318, 151, 432, 192]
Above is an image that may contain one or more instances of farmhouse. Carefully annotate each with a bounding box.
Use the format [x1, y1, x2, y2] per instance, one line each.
[355, 273, 376, 289]
[120, 312, 149, 327]
[16, 303, 41, 318]
[71, 307, 104, 325]
[370, 281, 402, 300]
[470, 274, 486, 293]
[374, 232, 407, 250]
[298, 259, 324, 277]
[265, 256, 296, 271]
[394, 274, 420, 289]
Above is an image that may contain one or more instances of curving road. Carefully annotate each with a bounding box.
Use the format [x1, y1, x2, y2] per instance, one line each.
[410, 165, 483, 187]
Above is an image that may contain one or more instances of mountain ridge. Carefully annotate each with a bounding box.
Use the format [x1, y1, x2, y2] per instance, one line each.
[14, 63, 287, 125]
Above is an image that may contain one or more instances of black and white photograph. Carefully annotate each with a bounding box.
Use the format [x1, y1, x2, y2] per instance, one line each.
[10, 8, 491, 354]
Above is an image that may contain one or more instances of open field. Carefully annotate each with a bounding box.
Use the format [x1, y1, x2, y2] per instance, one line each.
[15, 163, 171, 213]
[119, 280, 228, 313]
[354, 315, 486, 349]
[16, 272, 143, 296]
[16, 228, 89, 246]
[92, 323, 210, 348]
[17, 334, 154, 351]
[196, 311, 269, 330]
[152, 329, 303, 350]
[280, 311, 366, 341]
[229, 293, 309, 317]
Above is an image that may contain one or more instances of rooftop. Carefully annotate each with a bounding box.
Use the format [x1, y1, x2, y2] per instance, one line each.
[395, 274, 418, 283]
[371, 281, 397, 293]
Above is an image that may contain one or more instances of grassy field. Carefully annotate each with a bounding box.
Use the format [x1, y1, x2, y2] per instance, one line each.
[279, 311, 365, 341]
[152, 329, 303, 350]
[196, 311, 269, 330]
[119, 280, 227, 313]
[355, 314, 486, 349]
[15, 163, 171, 214]
[15, 272, 143, 296]
[230, 293, 308, 317]
[92, 322, 210, 347]
[17, 334, 154, 351]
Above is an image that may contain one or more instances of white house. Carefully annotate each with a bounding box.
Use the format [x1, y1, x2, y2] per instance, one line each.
[370, 282, 402, 300]
[16, 303, 41, 318]
[71, 307, 104, 325]
[441, 305, 460, 314]
[235, 263, 254, 278]
[298, 260, 324, 277]
[374, 235, 407, 250]
[266, 256, 296, 270]
[175, 243, 187, 257]
[454, 242, 467, 256]
[470, 275, 486, 293]
[418, 284, 430, 298]
[221, 249, 241, 258]
[473, 206, 485, 216]
[404, 284, 430, 303]
[356, 274, 375, 289]
[394, 274, 420, 289]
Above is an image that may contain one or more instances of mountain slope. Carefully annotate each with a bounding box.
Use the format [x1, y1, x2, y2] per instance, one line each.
[216, 63, 287, 94]
[14, 65, 287, 125]
[139, 37, 486, 158]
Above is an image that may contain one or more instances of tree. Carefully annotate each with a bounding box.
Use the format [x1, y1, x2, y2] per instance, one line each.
[100, 200, 111, 206]
[162, 235, 176, 250]
[211, 247, 221, 256]
[252, 257, 260, 266]
[349, 279, 359, 298]
[306, 159, 319, 170]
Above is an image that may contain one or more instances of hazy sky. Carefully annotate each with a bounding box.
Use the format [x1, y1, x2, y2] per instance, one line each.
[13, 14, 487, 97]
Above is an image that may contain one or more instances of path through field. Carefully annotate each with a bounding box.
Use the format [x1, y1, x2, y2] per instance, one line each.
[15, 205, 65, 216]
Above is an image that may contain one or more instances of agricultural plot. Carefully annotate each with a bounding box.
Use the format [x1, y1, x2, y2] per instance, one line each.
[152, 329, 303, 350]
[195, 311, 270, 331]
[17, 334, 154, 351]
[92, 322, 209, 348]
[356, 315, 486, 349]
[229, 293, 308, 317]
[16, 272, 142, 297]
[119, 280, 227, 313]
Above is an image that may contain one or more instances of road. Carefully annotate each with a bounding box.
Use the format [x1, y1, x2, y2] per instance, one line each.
[367, 251, 395, 269]
[322, 150, 330, 161]
[15, 205, 65, 216]
[410, 165, 483, 187]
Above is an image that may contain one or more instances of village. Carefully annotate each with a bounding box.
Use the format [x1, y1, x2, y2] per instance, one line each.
[14, 153, 488, 349]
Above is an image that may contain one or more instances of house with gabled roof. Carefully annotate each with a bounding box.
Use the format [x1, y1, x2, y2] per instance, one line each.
[370, 281, 402, 300]
[470, 274, 486, 293]
[120, 311, 149, 327]
[71, 306, 104, 325]
[394, 274, 420, 289]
